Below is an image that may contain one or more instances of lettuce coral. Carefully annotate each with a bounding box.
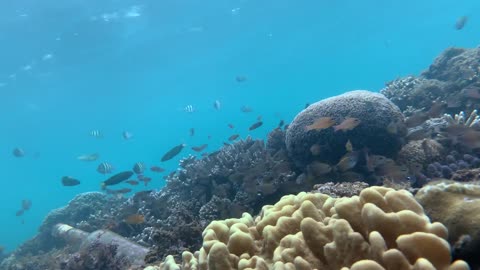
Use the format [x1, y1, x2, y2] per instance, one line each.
[150, 187, 468, 270]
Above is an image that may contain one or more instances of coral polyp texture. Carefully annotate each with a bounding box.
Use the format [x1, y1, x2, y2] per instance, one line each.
[285, 90, 406, 169]
[150, 187, 468, 270]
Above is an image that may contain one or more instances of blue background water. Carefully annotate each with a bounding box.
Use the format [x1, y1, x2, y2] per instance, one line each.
[0, 0, 478, 252]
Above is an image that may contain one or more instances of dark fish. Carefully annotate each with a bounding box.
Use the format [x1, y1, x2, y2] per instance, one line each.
[97, 162, 114, 174]
[161, 144, 186, 162]
[223, 142, 231, 146]
[191, 144, 208, 152]
[101, 171, 134, 189]
[133, 162, 146, 174]
[62, 176, 80, 186]
[139, 176, 152, 186]
[455, 16, 468, 30]
[16, 209, 24, 217]
[236, 75, 247, 82]
[241, 105, 253, 113]
[126, 180, 139, 186]
[228, 123, 234, 129]
[12, 148, 25, 157]
[125, 214, 145, 224]
[248, 121, 263, 131]
[122, 131, 133, 140]
[305, 103, 310, 109]
[189, 128, 195, 137]
[228, 134, 240, 141]
[278, 120, 285, 128]
[21, 199, 32, 211]
[150, 166, 165, 173]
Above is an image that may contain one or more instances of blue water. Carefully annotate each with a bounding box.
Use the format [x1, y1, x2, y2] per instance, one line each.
[0, 0, 478, 252]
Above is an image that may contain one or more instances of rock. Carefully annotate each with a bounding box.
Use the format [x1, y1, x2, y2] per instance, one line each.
[397, 139, 444, 167]
[415, 180, 480, 268]
[285, 90, 406, 168]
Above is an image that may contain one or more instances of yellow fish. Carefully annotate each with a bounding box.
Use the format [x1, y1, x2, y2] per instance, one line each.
[305, 117, 336, 131]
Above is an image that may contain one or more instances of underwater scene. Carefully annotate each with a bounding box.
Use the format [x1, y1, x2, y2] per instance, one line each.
[1, 0, 480, 269]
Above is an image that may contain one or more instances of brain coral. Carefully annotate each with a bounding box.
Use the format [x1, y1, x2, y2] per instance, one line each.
[151, 187, 468, 270]
[285, 90, 406, 168]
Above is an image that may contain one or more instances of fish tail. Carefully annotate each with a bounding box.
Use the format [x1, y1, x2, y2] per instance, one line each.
[333, 125, 341, 132]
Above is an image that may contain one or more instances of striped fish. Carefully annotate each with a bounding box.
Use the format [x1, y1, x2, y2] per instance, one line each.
[184, 105, 194, 113]
[90, 130, 103, 138]
[97, 162, 114, 174]
[133, 162, 146, 174]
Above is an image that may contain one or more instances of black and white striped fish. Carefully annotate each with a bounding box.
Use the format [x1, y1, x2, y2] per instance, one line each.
[184, 105, 194, 113]
[97, 162, 114, 174]
[90, 130, 103, 138]
[133, 162, 146, 174]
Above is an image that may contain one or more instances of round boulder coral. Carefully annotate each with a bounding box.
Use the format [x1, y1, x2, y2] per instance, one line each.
[285, 90, 406, 168]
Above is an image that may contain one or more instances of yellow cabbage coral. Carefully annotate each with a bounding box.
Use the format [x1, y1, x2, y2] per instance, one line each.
[151, 187, 468, 270]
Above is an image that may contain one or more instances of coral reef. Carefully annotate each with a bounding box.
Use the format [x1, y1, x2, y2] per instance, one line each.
[285, 90, 406, 169]
[312, 181, 369, 198]
[150, 186, 468, 270]
[415, 180, 480, 268]
[382, 47, 480, 116]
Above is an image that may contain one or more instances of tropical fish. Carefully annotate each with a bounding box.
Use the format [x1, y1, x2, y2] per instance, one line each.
[122, 131, 133, 140]
[16, 210, 24, 216]
[191, 144, 208, 152]
[308, 161, 332, 176]
[184, 105, 194, 113]
[309, 144, 322, 156]
[278, 120, 285, 128]
[345, 140, 353, 152]
[101, 171, 134, 189]
[90, 130, 103, 138]
[405, 112, 429, 127]
[455, 16, 468, 30]
[126, 180, 139, 186]
[12, 148, 25, 157]
[241, 105, 253, 113]
[366, 154, 387, 172]
[334, 118, 361, 132]
[228, 123, 234, 129]
[235, 75, 247, 82]
[213, 100, 221, 110]
[248, 121, 263, 131]
[139, 176, 152, 186]
[336, 151, 359, 172]
[161, 144, 186, 161]
[21, 199, 32, 211]
[62, 176, 80, 186]
[305, 117, 335, 131]
[189, 128, 195, 137]
[462, 85, 480, 99]
[133, 162, 146, 174]
[228, 134, 240, 141]
[77, 153, 99, 161]
[150, 166, 165, 173]
[305, 103, 310, 109]
[97, 162, 114, 174]
[125, 214, 145, 224]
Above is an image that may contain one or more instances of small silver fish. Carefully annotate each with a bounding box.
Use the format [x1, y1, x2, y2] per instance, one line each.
[213, 100, 221, 110]
[77, 153, 99, 162]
